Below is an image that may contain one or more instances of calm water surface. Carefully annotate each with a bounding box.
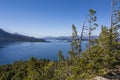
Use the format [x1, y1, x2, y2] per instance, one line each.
[0, 41, 87, 64]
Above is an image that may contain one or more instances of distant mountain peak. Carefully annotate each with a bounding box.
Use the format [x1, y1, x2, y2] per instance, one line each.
[0, 28, 45, 42]
[0, 28, 5, 32]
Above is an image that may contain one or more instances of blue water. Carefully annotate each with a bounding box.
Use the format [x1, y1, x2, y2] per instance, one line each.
[0, 41, 87, 64]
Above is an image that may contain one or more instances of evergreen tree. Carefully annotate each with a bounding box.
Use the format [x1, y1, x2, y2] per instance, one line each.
[58, 50, 65, 62]
[88, 9, 98, 51]
[71, 24, 80, 55]
[26, 57, 42, 80]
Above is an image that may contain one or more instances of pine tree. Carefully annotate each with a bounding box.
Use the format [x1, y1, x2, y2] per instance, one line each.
[58, 50, 65, 62]
[26, 57, 42, 80]
[71, 24, 80, 55]
[88, 9, 98, 51]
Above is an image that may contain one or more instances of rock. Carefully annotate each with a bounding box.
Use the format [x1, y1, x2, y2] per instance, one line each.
[93, 76, 109, 80]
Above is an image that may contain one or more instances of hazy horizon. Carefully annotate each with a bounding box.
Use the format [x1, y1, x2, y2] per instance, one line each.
[0, 0, 111, 37]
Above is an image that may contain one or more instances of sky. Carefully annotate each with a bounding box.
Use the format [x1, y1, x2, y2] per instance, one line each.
[0, 0, 112, 38]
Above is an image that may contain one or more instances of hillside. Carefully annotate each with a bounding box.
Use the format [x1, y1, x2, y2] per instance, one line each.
[0, 28, 45, 42]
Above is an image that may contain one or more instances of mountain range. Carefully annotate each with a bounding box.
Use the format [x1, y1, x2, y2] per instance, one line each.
[0, 28, 45, 42]
[43, 36, 98, 42]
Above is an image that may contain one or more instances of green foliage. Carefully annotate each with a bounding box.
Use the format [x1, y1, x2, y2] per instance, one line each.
[71, 24, 80, 54]
[85, 9, 98, 53]
[58, 50, 65, 62]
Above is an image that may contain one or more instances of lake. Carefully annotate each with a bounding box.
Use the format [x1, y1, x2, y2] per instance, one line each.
[0, 41, 87, 64]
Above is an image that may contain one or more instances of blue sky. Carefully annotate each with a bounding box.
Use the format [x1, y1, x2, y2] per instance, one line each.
[0, 0, 111, 38]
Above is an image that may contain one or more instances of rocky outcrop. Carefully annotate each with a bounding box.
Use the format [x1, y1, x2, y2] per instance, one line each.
[93, 76, 109, 80]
